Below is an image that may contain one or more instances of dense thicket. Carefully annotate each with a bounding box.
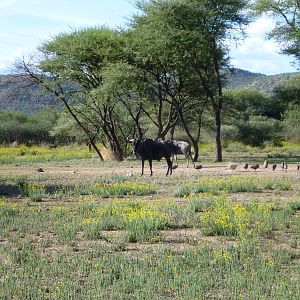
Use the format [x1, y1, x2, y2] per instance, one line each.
[0, 109, 73, 144]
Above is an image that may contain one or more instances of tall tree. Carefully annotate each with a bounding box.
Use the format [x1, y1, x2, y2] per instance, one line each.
[253, 0, 300, 66]
[130, 1, 212, 160]
[128, 15, 180, 140]
[18, 27, 129, 161]
[133, 0, 250, 161]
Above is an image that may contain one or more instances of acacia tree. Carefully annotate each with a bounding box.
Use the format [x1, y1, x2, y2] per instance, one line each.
[129, 2, 211, 160]
[253, 0, 300, 66]
[127, 16, 180, 140]
[132, 0, 250, 161]
[18, 27, 130, 161]
[176, 0, 249, 162]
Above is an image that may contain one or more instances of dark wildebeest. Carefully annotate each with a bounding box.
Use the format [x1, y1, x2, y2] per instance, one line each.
[158, 139, 195, 168]
[129, 139, 173, 176]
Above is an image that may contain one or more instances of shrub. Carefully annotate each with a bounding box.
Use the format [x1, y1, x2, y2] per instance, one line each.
[124, 209, 167, 243]
[21, 183, 46, 201]
[200, 198, 273, 236]
[235, 116, 282, 147]
[282, 105, 300, 142]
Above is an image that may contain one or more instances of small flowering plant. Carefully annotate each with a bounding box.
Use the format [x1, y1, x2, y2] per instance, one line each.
[21, 182, 46, 202]
[200, 197, 273, 237]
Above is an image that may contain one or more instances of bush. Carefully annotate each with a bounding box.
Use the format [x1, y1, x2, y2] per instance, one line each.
[0, 109, 58, 144]
[282, 105, 300, 142]
[235, 116, 281, 147]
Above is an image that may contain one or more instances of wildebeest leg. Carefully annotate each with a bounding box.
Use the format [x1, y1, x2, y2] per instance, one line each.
[187, 152, 195, 168]
[186, 154, 189, 168]
[149, 159, 153, 176]
[166, 157, 172, 176]
[141, 159, 144, 176]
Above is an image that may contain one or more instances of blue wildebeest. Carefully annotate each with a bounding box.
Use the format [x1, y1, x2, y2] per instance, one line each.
[158, 139, 195, 168]
[129, 138, 173, 176]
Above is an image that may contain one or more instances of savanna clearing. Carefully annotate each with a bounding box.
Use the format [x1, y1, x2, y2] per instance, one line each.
[0, 144, 300, 299]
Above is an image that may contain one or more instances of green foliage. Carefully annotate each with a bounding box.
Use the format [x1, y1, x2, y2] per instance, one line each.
[253, 0, 300, 65]
[124, 209, 167, 242]
[0, 144, 92, 164]
[0, 109, 58, 144]
[50, 110, 87, 142]
[235, 115, 281, 146]
[223, 88, 285, 146]
[177, 176, 291, 197]
[225, 88, 283, 119]
[74, 182, 156, 198]
[277, 84, 300, 142]
[273, 74, 300, 107]
[1, 194, 300, 299]
[200, 198, 275, 236]
[20, 183, 46, 202]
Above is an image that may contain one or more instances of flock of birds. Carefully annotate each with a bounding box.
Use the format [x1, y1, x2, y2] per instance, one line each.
[228, 160, 300, 172]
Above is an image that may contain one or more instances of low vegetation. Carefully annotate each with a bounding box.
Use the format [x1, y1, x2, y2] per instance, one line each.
[0, 144, 299, 299]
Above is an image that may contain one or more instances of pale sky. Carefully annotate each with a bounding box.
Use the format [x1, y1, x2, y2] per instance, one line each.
[0, 0, 298, 75]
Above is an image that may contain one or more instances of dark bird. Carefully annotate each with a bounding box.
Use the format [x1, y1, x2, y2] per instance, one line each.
[297, 164, 300, 171]
[172, 165, 178, 170]
[251, 164, 259, 171]
[281, 162, 285, 171]
[284, 162, 288, 171]
[263, 160, 268, 168]
[243, 163, 248, 170]
[272, 164, 277, 171]
[195, 164, 203, 170]
[36, 168, 44, 172]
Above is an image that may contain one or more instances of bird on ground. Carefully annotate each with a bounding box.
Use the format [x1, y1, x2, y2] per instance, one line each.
[36, 168, 44, 172]
[281, 162, 286, 171]
[172, 165, 178, 170]
[251, 164, 259, 171]
[243, 163, 248, 170]
[272, 164, 277, 171]
[263, 160, 269, 168]
[284, 162, 288, 172]
[297, 164, 300, 171]
[227, 163, 238, 170]
[195, 164, 202, 170]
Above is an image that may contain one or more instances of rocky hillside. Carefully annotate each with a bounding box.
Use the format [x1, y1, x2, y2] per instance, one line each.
[0, 69, 299, 114]
[225, 68, 298, 93]
[0, 75, 58, 114]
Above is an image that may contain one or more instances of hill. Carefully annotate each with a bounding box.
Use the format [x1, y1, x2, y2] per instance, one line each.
[225, 68, 298, 93]
[0, 75, 58, 114]
[0, 69, 299, 114]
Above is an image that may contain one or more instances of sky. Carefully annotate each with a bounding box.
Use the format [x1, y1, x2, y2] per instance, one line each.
[0, 0, 298, 75]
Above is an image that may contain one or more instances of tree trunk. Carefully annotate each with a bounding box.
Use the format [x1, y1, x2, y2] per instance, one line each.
[21, 65, 105, 161]
[191, 140, 199, 162]
[215, 109, 222, 162]
[90, 139, 104, 160]
[169, 124, 175, 139]
[109, 139, 124, 162]
[102, 123, 124, 162]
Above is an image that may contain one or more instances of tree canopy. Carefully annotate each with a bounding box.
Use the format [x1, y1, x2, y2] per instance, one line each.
[253, 0, 300, 67]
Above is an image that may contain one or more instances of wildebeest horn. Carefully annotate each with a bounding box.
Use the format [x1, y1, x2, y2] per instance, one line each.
[126, 136, 135, 143]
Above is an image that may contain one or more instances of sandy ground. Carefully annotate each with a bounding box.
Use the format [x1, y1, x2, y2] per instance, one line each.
[1, 161, 299, 180]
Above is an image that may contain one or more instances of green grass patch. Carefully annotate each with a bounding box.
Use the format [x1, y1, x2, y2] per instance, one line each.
[199, 198, 291, 237]
[74, 182, 156, 198]
[0, 144, 92, 164]
[176, 176, 292, 197]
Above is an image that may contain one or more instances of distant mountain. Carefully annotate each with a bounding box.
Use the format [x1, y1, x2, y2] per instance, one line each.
[225, 68, 298, 93]
[0, 69, 299, 114]
[0, 75, 58, 114]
